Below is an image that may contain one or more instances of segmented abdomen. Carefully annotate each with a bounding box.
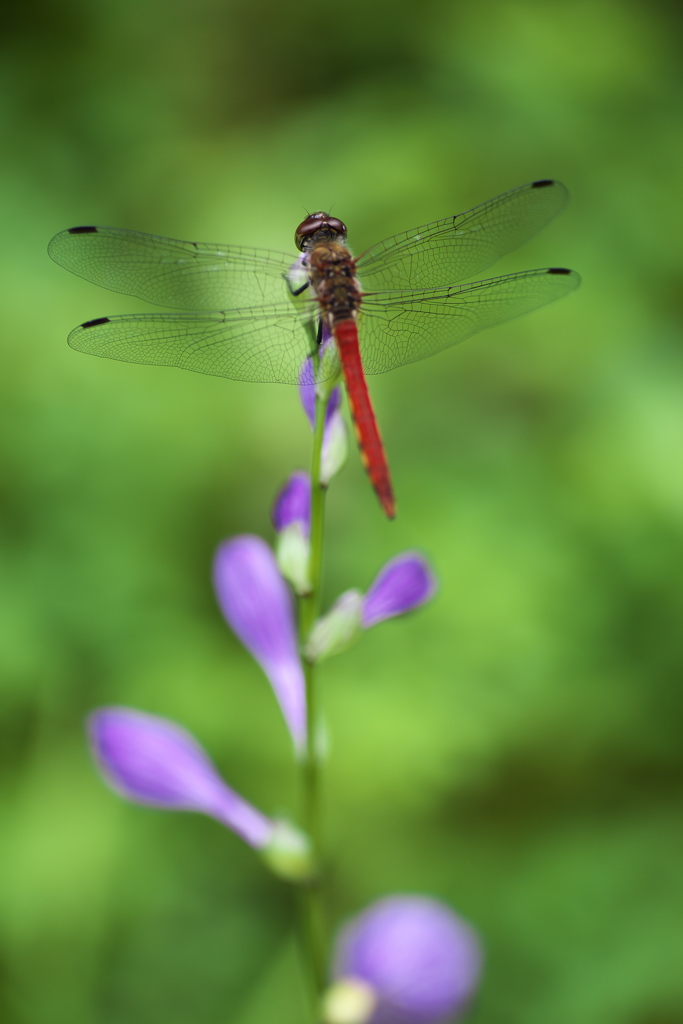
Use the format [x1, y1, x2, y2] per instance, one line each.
[334, 319, 396, 519]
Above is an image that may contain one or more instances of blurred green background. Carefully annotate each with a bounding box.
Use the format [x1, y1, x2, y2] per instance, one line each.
[2, 0, 682, 1021]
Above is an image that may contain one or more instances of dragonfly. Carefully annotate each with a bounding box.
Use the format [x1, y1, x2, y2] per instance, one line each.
[48, 179, 580, 518]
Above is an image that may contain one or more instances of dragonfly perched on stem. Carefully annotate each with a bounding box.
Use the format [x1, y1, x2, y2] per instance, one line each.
[49, 179, 580, 518]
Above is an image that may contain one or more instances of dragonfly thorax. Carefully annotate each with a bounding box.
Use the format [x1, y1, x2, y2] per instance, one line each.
[309, 242, 362, 325]
[295, 212, 347, 252]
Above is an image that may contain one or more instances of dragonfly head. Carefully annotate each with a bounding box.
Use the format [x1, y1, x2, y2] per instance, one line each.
[295, 212, 347, 252]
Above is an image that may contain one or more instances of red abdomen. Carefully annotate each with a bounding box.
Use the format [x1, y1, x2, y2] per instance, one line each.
[334, 319, 396, 519]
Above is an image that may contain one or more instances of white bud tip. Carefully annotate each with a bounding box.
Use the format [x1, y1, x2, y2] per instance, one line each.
[322, 977, 377, 1024]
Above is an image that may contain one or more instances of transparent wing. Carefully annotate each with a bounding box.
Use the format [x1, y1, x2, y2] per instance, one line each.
[356, 180, 569, 291]
[67, 299, 341, 385]
[48, 227, 295, 310]
[357, 268, 581, 375]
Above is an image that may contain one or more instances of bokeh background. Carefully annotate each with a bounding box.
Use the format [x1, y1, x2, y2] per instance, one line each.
[2, 0, 682, 1021]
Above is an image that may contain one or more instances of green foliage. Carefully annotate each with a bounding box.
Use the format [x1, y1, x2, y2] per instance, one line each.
[1, 0, 682, 1021]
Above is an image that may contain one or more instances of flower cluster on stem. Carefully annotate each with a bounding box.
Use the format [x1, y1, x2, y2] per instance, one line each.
[86, 367, 481, 1023]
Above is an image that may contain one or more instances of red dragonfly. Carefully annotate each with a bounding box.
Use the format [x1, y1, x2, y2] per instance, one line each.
[49, 179, 579, 518]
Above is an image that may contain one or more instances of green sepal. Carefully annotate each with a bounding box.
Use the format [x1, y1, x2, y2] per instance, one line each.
[260, 819, 316, 884]
[321, 411, 348, 486]
[275, 522, 312, 596]
[304, 590, 364, 663]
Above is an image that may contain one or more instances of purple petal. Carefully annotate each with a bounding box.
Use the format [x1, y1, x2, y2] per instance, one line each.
[272, 471, 312, 536]
[213, 536, 306, 751]
[88, 708, 273, 848]
[299, 324, 341, 429]
[298, 352, 317, 406]
[300, 380, 342, 430]
[362, 554, 437, 629]
[333, 896, 482, 1024]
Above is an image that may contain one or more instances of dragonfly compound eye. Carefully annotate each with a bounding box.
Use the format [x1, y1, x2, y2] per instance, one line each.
[295, 212, 347, 251]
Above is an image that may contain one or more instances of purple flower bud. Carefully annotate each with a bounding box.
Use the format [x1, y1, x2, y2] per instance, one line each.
[362, 554, 436, 630]
[299, 323, 341, 423]
[300, 375, 342, 431]
[272, 471, 311, 536]
[272, 474, 312, 596]
[331, 896, 482, 1024]
[298, 328, 347, 484]
[213, 536, 306, 753]
[88, 707, 274, 848]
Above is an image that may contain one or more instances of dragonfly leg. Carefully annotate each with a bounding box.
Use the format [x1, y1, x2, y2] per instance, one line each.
[287, 279, 310, 297]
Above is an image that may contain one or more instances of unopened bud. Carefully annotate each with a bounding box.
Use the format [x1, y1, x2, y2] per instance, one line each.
[331, 896, 482, 1024]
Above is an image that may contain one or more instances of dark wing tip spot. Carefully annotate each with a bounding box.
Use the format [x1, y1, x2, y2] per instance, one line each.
[531, 179, 555, 188]
[82, 316, 110, 328]
[547, 267, 572, 275]
[69, 225, 99, 234]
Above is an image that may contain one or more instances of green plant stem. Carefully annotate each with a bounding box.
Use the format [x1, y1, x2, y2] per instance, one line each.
[298, 386, 329, 1016]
